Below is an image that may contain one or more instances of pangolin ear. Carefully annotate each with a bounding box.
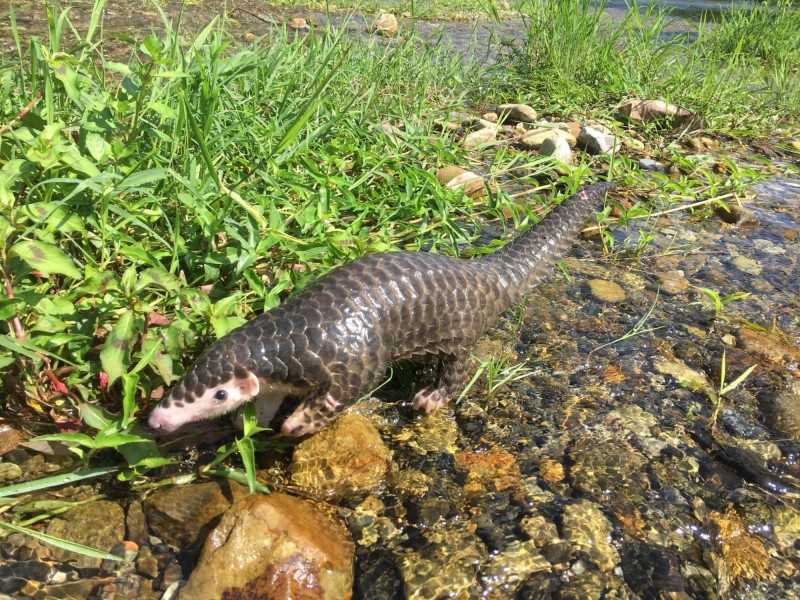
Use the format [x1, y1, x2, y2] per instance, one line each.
[233, 371, 260, 399]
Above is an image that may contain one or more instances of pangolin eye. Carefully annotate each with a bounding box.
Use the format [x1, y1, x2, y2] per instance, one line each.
[213, 389, 228, 402]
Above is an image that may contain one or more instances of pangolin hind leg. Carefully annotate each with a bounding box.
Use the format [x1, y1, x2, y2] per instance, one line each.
[412, 352, 469, 413]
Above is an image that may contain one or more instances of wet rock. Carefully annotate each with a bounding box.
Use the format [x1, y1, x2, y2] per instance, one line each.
[143, 480, 248, 555]
[0, 461, 22, 483]
[394, 407, 458, 455]
[753, 238, 785, 255]
[290, 412, 392, 500]
[0, 424, 22, 455]
[653, 357, 709, 392]
[125, 500, 149, 547]
[562, 501, 620, 572]
[554, 570, 607, 600]
[348, 495, 405, 547]
[454, 448, 522, 494]
[577, 126, 619, 154]
[33, 579, 96, 599]
[136, 545, 159, 579]
[714, 202, 760, 226]
[736, 327, 800, 365]
[730, 254, 762, 276]
[369, 12, 398, 36]
[539, 136, 572, 165]
[539, 458, 565, 484]
[707, 510, 769, 580]
[394, 469, 432, 500]
[768, 390, 800, 440]
[607, 404, 657, 438]
[397, 520, 483, 598]
[497, 103, 537, 123]
[656, 270, 691, 295]
[462, 127, 497, 149]
[479, 540, 550, 595]
[771, 503, 800, 551]
[519, 127, 576, 150]
[181, 493, 354, 600]
[621, 540, 687, 597]
[587, 279, 626, 303]
[45, 500, 125, 568]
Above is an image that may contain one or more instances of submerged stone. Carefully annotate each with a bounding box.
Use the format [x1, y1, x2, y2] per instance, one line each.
[45, 501, 125, 568]
[182, 493, 354, 600]
[562, 500, 620, 572]
[290, 412, 393, 500]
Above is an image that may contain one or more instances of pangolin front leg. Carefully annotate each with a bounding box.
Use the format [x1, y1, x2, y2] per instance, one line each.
[412, 352, 470, 413]
[280, 390, 343, 436]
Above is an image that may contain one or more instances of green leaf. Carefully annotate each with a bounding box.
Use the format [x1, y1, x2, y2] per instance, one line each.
[79, 403, 113, 430]
[0, 158, 29, 210]
[18, 201, 85, 234]
[235, 435, 257, 494]
[120, 373, 139, 425]
[73, 271, 119, 296]
[31, 315, 69, 334]
[0, 466, 119, 498]
[34, 432, 95, 448]
[0, 298, 25, 320]
[135, 267, 179, 292]
[100, 309, 139, 385]
[84, 131, 108, 161]
[9, 240, 81, 278]
[93, 432, 150, 449]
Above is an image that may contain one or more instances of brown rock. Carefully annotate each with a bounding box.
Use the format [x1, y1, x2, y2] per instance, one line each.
[182, 494, 354, 600]
[497, 103, 537, 123]
[436, 167, 490, 198]
[0, 424, 22, 456]
[143, 480, 248, 555]
[587, 279, 626, 303]
[736, 328, 800, 366]
[290, 413, 392, 500]
[455, 448, 522, 493]
[45, 501, 125, 568]
[462, 127, 497, 149]
[288, 17, 310, 31]
[481, 112, 498, 123]
[136, 545, 159, 579]
[125, 500, 149, 547]
[519, 127, 577, 150]
[655, 271, 691, 295]
[371, 12, 398, 36]
[616, 98, 702, 131]
[714, 202, 760, 226]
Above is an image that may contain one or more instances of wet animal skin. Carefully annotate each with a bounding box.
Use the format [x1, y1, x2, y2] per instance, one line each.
[148, 182, 613, 436]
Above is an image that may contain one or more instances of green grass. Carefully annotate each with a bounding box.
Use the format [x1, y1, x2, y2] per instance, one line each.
[0, 0, 557, 475]
[0, 0, 790, 481]
[490, 0, 800, 134]
[260, 0, 514, 20]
